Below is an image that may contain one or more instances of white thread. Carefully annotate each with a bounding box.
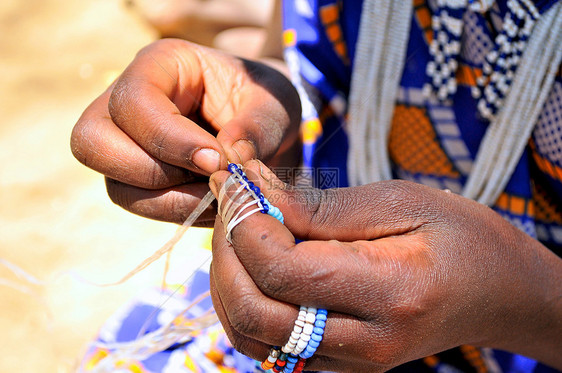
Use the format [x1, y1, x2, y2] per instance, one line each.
[217, 172, 267, 243]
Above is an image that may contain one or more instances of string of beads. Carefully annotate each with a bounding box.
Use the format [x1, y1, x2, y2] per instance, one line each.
[223, 164, 328, 373]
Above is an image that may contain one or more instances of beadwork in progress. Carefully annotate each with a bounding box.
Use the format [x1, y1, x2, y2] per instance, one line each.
[220, 164, 328, 373]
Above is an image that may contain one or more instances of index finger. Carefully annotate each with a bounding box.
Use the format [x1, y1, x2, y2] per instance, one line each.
[108, 39, 229, 175]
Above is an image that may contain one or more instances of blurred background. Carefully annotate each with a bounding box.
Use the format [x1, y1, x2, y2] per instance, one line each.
[0, 0, 272, 371]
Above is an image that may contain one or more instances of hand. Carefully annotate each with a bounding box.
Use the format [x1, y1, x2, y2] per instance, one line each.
[208, 161, 562, 372]
[71, 39, 300, 225]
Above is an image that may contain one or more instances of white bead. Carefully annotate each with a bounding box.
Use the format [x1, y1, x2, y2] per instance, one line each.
[300, 333, 311, 342]
[422, 83, 433, 98]
[438, 31, 448, 44]
[470, 2, 482, 12]
[449, 41, 460, 54]
[268, 355, 277, 363]
[295, 319, 305, 328]
[447, 78, 457, 93]
[433, 73, 442, 86]
[305, 312, 316, 324]
[303, 323, 314, 335]
[432, 15, 441, 29]
[291, 331, 300, 340]
[471, 86, 481, 99]
[293, 325, 303, 334]
[430, 41, 439, 55]
[438, 85, 448, 100]
[487, 50, 499, 63]
[477, 98, 487, 113]
[511, 55, 520, 65]
[289, 335, 299, 344]
[448, 59, 458, 70]
[483, 63, 492, 74]
[282, 345, 293, 353]
[296, 339, 308, 351]
[496, 34, 507, 45]
[426, 61, 436, 75]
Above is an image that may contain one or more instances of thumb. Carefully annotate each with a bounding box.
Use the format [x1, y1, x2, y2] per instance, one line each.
[242, 160, 441, 241]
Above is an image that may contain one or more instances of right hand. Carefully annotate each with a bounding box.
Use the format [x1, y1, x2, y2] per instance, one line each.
[71, 38, 301, 226]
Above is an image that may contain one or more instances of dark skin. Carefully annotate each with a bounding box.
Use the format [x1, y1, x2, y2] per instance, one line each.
[71, 38, 300, 226]
[71, 39, 562, 370]
[209, 161, 562, 372]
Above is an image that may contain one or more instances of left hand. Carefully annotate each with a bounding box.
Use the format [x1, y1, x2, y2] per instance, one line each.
[208, 161, 562, 372]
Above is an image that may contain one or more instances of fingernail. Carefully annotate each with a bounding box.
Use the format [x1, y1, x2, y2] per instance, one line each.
[192, 148, 221, 174]
[230, 139, 256, 164]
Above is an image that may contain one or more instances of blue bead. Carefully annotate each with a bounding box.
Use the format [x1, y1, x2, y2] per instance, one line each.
[314, 320, 326, 328]
[261, 204, 269, 213]
[313, 327, 324, 335]
[315, 314, 327, 322]
[242, 175, 249, 182]
[251, 185, 261, 195]
[317, 308, 328, 315]
[236, 168, 244, 176]
[227, 163, 238, 173]
[287, 355, 298, 363]
[311, 333, 323, 342]
[247, 180, 254, 189]
[308, 339, 320, 348]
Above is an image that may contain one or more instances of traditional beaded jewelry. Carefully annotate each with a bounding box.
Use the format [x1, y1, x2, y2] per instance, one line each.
[221, 164, 328, 373]
[299, 308, 328, 359]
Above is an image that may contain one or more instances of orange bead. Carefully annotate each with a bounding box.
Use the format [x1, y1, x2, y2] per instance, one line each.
[261, 361, 275, 370]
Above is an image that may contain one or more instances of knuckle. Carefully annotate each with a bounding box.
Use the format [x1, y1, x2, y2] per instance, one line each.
[300, 188, 336, 231]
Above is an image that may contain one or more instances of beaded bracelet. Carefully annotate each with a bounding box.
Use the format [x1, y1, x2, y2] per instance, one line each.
[224, 164, 328, 372]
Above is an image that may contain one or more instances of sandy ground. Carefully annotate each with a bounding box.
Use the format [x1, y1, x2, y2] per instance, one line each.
[0, 1, 213, 371]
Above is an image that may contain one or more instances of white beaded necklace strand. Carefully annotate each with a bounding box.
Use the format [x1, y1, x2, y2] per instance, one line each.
[347, 0, 413, 186]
